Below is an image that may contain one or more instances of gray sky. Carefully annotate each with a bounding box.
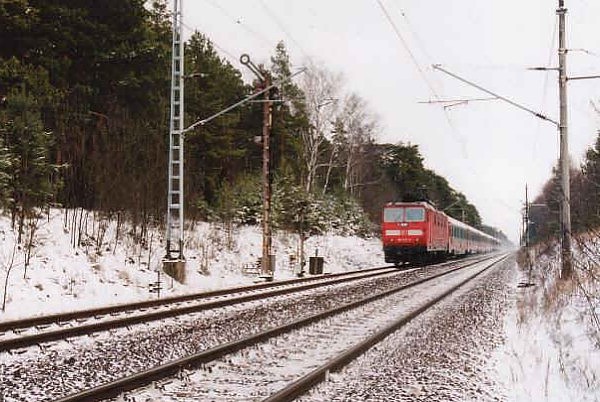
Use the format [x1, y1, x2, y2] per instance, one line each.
[182, 0, 600, 242]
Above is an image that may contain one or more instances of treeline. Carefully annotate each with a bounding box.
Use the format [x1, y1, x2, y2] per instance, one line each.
[529, 131, 600, 243]
[0, 0, 504, 239]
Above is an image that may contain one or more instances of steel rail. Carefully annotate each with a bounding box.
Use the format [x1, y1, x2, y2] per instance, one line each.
[0, 266, 406, 351]
[0, 265, 395, 333]
[264, 253, 511, 402]
[1, 254, 491, 333]
[53, 255, 503, 402]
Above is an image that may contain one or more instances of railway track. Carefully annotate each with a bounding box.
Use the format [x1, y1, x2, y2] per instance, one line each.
[0, 265, 404, 352]
[50, 253, 509, 402]
[0, 256, 493, 353]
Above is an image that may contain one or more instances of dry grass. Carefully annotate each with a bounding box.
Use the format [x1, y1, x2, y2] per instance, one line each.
[514, 237, 600, 395]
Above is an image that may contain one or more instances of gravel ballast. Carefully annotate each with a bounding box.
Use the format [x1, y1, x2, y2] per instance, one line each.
[302, 256, 517, 402]
[0, 262, 466, 401]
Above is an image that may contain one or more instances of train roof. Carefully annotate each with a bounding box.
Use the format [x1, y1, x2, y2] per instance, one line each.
[447, 216, 498, 242]
[384, 201, 500, 243]
[384, 201, 438, 211]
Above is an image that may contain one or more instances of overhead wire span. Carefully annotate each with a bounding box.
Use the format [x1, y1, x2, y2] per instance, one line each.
[376, 0, 468, 157]
[568, 0, 596, 26]
[418, 97, 499, 104]
[202, 0, 274, 49]
[258, 0, 313, 63]
[532, 16, 558, 164]
[375, 0, 438, 97]
[418, 97, 498, 110]
[390, 3, 438, 79]
[172, 11, 241, 64]
[432, 64, 559, 126]
[569, 48, 600, 58]
[183, 67, 307, 133]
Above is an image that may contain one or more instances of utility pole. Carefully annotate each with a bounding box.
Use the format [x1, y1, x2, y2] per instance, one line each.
[261, 74, 274, 280]
[557, 0, 572, 279]
[163, 0, 186, 282]
[525, 184, 529, 248]
[240, 54, 274, 280]
[431, 53, 570, 277]
[178, 60, 304, 281]
[159, 37, 303, 283]
[521, 184, 535, 287]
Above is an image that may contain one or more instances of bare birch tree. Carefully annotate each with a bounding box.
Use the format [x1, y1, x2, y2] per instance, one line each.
[299, 62, 342, 193]
[335, 93, 378, 195]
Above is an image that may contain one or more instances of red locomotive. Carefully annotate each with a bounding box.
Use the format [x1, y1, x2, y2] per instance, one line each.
[382, 201, 499, 265]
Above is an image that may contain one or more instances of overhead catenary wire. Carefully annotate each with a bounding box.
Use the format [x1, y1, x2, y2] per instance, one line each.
[390, 3, 439, 83]
[567, 0, 596, 26]
[432, 64, 559, 126]
[258, 0, 313, 63]
[202, 0, 274, 50]
[375, 0, 439, 98]
[171, 11, 241, 64]
[532, 16, 558, 163]
[376, 0, 469, 157]
[418, 97, 498, 104]
[183, 67, 307, 133]
[569, 48, 600, 58]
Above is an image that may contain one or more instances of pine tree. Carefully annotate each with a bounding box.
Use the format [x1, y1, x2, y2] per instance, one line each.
[380, 143, 428, 201]
[581, 132, 600, 228]
[0, 135, 14, 209]
[0, 0, 33, 60]
[0, 86, 56, 241]
[269, 41, 308, 178]
[183, 32, 257, 214]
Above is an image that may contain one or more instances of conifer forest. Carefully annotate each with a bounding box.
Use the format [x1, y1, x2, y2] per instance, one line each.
[0, 0, 523, 241]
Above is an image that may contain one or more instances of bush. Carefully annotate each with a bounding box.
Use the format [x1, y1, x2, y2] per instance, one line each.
[212, 174, 373, 237]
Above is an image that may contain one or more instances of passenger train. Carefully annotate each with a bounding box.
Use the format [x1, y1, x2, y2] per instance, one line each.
[382, 201, 500, 265]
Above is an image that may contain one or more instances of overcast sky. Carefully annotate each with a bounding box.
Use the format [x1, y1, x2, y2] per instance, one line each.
[181, 0, 600, 242]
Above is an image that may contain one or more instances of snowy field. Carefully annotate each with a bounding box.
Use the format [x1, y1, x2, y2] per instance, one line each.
[1, 209, 599, 401]
[492, 243, 600, 401]
[0, 209, 383, 321]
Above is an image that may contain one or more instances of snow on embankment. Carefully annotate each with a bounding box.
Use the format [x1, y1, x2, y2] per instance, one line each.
[0, 209, 383, 321]
[491, 239, 600, 401]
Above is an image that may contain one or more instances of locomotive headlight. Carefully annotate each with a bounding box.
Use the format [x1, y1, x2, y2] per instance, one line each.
[408, 229, 423, 236]
[385, 230, 401, 236]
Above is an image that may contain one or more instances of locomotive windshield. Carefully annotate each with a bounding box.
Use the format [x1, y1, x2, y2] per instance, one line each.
[405, 207, 425, 222]
[383, 207, 425, 222]
[384, 207, 404, 222]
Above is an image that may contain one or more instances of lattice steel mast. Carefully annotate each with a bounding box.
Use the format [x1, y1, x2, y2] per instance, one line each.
[165, 0, 185, 262]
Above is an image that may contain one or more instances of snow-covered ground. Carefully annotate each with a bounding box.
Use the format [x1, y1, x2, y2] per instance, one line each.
[1, 209, 598, 401]
[492, 243, 600, 401]
[0, 209, 383, 321]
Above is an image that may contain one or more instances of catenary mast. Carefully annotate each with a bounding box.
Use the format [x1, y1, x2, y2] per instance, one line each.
[164, 0, 186, 280]
[557, 0, 572, 278]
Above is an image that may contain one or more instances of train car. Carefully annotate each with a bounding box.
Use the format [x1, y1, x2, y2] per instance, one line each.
[470, 227, 500, 253]
[448, 216, 499, 256]
[382, 201, 449, 265]
[448, 216, 469, 256]
[383, 201, 500, 265]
